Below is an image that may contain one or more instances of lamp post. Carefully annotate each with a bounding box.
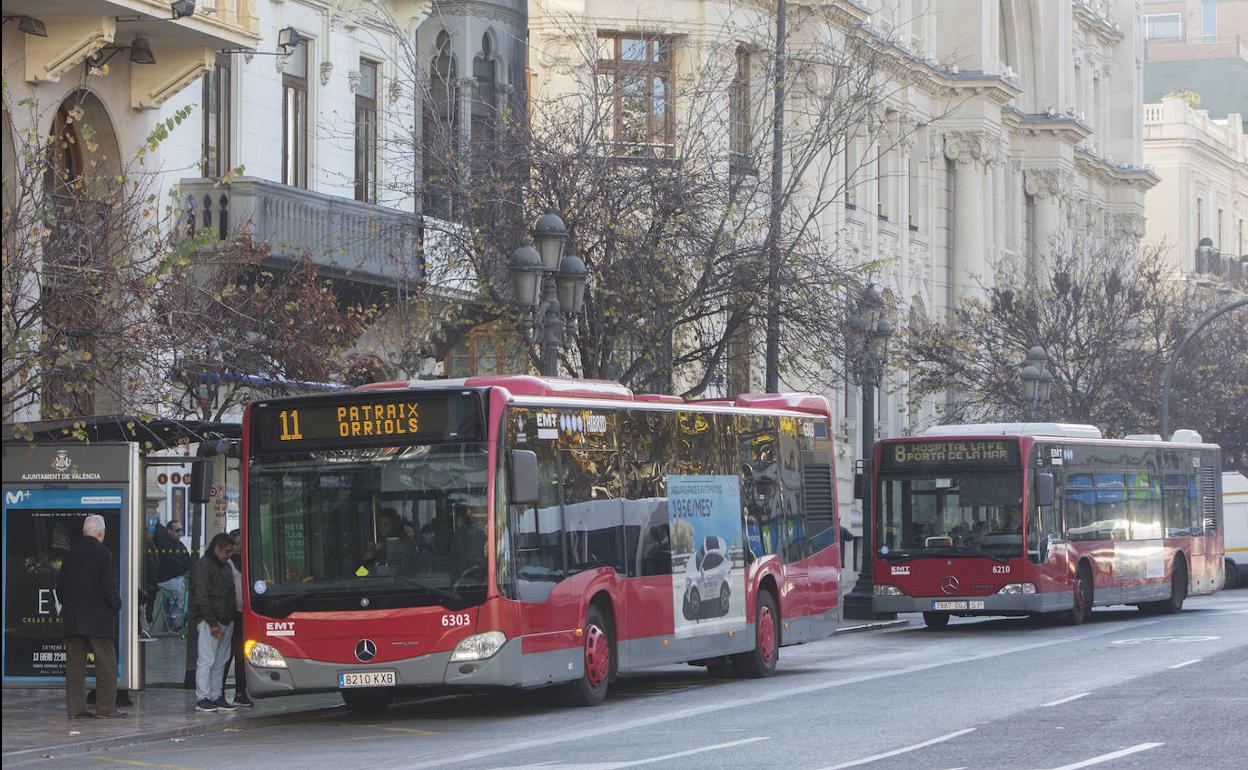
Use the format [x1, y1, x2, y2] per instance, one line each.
[508, 211, 588, 376]
[1019, 345, 1054, 422]
[843, 284, 895, 620]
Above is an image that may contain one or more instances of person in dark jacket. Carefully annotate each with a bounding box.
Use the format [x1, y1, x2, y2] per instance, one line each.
[220, 529, 253, 706]
[55, 515, 125, 719]
[154, 521, 191, 630]
[188, 533, 238, 713]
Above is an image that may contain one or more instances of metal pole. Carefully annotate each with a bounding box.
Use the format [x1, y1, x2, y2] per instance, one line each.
[843, 358, 895, 620]
[1160, 297, 1248, 439]
[538, 279, 563, 377]
[764, 0, 787, 392]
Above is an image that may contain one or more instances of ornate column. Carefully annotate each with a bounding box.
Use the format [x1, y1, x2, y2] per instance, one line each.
[458, 76, 476, 157]
[1024, 168, 1073, 276]
[944, 130, 1001, 302]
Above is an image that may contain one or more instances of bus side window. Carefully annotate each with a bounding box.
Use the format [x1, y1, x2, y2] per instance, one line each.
[778, 421, 808, 562]
[621, 410, 674, 577]
[738, 414, 783, 558]
[560, 410, 624, 575]
[508, 408, 566, 602]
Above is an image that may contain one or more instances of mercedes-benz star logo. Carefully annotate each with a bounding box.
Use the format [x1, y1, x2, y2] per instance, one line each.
[940, 575, 960, 595]
[355, 639, 377, 662]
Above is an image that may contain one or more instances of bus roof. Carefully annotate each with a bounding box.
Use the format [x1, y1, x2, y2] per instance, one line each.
[920, 423, 1103, 439]
[355, 376, 831, 416]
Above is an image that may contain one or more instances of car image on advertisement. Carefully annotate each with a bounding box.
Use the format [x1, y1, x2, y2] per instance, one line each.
[682, 536, 733, 620]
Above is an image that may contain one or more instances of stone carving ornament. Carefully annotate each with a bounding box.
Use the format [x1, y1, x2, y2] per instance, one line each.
[1023, 168, 1072, 200]
[943, 130, 1003, 167]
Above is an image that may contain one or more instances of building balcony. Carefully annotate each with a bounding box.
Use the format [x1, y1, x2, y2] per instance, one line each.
[179, 177, 422, 287]
[10, 1, 260, 107]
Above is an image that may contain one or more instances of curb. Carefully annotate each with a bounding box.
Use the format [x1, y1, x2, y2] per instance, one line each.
[2, 703, 344, 760]
[833, 619, 910, 635]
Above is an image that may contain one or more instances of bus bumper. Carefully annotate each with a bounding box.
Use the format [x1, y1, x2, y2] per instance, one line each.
[872, 591, 1073, 615]
[246, 637, 581, 697]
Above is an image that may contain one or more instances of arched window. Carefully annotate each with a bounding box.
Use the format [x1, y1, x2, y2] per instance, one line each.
[471, 31, 498, 176]
[424, 31, 458, 219]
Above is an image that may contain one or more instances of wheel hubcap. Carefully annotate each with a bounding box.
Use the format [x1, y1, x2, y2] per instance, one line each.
[758, 606, 776, 663]
[585, 624, 609, 688]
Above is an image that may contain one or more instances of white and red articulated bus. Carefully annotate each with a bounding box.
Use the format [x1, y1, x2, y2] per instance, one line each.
[240, 376, 845, 710]
[870, 424, 1224, 629]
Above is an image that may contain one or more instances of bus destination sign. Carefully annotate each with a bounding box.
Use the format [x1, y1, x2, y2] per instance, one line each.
[251, 392, 482, 453]
[881, 439, 1020, 470]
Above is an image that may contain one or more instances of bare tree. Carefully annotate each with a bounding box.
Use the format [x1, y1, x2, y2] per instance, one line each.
[346, 1, 942, 395]
[905, 242, 1248, 469]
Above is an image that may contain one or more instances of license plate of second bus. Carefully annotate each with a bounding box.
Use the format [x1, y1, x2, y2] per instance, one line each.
[932, 600, 985, 610]
[339, 671, 396, 688]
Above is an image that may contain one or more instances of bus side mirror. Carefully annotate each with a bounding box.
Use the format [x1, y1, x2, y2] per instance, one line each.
[853, 473, 865, 501]
[1035, 472, 1055, 508]
[508, 450, 539, 505]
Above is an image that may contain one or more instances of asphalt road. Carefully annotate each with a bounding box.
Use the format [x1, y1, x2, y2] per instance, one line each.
[25, 591, 1248, 770]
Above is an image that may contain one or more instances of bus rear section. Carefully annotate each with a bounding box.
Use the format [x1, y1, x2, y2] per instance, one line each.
[241, 377, 845, 710]
[871, 424, 1224, 629]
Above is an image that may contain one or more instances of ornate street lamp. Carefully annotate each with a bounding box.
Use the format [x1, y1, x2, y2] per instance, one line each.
[507, 211, 587, 376]
[1020, 345, 1053, 421]
[843, 283, 895, 620]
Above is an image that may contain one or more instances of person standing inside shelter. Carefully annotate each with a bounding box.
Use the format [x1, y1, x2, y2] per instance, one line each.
[56, 514, 126, 719]
[155, 520, 192, 630]
[188, 533, 238, 713]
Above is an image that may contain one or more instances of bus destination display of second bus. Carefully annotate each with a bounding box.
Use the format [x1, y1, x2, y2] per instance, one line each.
[881, 440, 1019, 470]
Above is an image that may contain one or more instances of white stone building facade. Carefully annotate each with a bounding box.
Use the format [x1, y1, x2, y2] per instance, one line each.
[1142, 95, 1248, 272]
[529, 0, 1156, 531]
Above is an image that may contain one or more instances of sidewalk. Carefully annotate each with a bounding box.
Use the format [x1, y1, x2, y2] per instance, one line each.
[2, 635, 342, 760]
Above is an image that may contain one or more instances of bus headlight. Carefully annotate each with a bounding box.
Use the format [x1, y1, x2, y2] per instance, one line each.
[874, 584, 903, 596]
[996, 582, 1037, 595]
[450, 631, 506, 662]
[246, 640, 288, 669]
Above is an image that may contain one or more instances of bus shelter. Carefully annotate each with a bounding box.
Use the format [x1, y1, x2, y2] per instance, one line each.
[2, 417, 239, 692]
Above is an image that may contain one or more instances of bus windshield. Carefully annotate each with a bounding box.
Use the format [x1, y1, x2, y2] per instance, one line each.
[877, 470, 1024, 562]
[247, 442, 489, 616]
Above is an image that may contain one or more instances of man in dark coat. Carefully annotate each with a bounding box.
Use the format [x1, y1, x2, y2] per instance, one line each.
[55, 514, 126, 718]
[188, 533, 238, 712]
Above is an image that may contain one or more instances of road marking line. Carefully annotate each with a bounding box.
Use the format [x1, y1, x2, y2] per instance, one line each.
[381, 727, 439, 736]
[814, 729, 976, 770]
[606, 737, 769, 768]
[1042, 742, 1164, 770]
[93, 758, 200, 770]
[1168, 658, 1201, 669]
[1042, 692, 1090, 707]
[376, 621, 1166, 770]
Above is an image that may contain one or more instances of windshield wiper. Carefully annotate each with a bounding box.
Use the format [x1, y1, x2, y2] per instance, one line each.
[886, 546, 1009, 564]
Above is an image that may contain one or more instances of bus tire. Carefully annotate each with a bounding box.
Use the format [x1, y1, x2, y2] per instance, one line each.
[731, 590, 779, 679]
[1063, 563, 1093, 625]
[1224, 559, 1239, 590]
[1161, 558, 1188, 614]
[922, 612, 950, 630]
[559, 605, 612, 707]
[340, 688, 395, 715]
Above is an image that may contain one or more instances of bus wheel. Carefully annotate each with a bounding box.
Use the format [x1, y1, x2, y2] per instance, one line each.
[922, 612, 950, 630]
[719, 583, 732, 615]
[340, 688, 395, 715]
[731, 591, 779, 679]
[1224, 559, 1239, 590]
[1162, 559, 1188, 614]
[1064, 564, 1093, 625]
[559, 605, 612, 707]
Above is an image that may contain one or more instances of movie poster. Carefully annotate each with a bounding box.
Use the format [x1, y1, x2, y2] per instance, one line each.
[3, 489, 124, 684]
[667, 475, 747, 638]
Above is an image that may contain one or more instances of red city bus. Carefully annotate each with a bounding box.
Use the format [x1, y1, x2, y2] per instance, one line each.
[240, 376, 844, 710]
[869, 424, 1224, 629]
